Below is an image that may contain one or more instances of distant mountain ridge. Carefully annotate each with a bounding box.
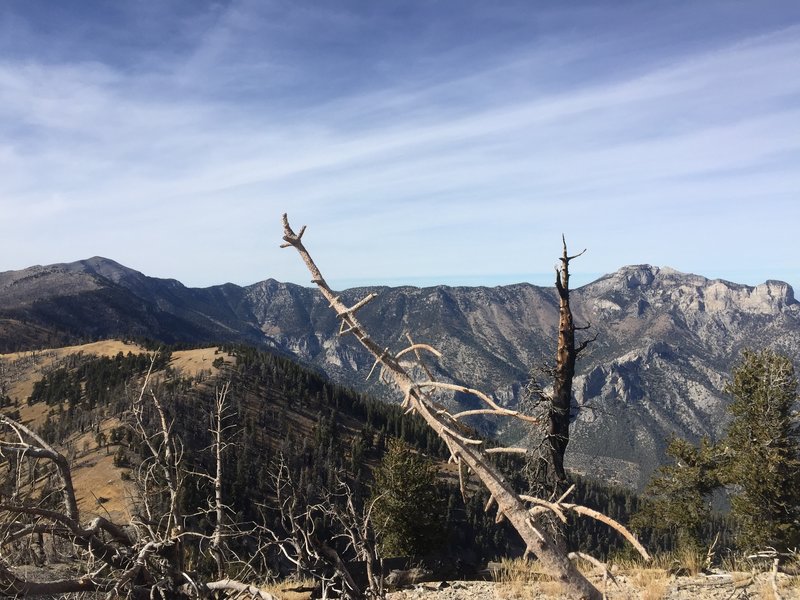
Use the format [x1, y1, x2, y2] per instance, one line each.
[1, 257, 798, 487]
[0, 257, 265, 349]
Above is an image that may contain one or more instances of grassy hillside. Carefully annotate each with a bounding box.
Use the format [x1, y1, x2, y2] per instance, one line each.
[0, 340, 661, 574]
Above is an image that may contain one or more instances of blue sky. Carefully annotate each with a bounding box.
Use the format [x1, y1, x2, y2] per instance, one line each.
[1, 1, 799, 291]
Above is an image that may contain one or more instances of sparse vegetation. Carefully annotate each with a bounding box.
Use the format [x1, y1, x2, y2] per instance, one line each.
[492, 557, 568, 598]
[634, 348, 800, 564]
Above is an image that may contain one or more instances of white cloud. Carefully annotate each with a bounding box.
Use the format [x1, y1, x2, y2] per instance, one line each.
[0, 4, 798, 289]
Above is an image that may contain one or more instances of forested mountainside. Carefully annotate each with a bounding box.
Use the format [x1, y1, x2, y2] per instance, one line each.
[1, 257, 798, 487]
[0, 342, 658, 570]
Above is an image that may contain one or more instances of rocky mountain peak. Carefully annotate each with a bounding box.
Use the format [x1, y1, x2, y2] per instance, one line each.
[0, 261, 104, 305]
[584, 265, 797, 319]
[72, 256, 141, 284]
[1, 257, 798, 488]
[755, 279, 796, 306]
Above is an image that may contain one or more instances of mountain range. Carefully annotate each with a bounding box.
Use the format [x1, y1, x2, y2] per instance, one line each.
[1, 256, 798, 487]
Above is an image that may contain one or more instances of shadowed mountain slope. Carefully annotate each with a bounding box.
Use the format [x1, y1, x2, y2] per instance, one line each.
[2, 258, 798, 487]
[0, 257, 265, 350]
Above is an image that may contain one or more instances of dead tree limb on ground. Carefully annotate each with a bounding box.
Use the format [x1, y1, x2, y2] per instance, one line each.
[281, 214, 647, 599]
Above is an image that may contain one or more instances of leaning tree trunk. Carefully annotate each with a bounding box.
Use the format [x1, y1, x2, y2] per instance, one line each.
[281, 215, 605, 600]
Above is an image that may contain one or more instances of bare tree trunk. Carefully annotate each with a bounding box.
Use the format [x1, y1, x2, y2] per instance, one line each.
[211, 382, 231, 579]
[550, 237, 577, 483]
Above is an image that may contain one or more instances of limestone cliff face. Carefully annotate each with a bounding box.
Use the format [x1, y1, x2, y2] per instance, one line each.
[243, 265, 800, 487]
[2, 259, 798, 488]
[555, 266, 799, 486]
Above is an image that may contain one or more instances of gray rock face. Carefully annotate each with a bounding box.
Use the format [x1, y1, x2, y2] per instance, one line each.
[562, 266, 799, 486]
[2, 259, 798, 488]
[243, 264, 800, 487]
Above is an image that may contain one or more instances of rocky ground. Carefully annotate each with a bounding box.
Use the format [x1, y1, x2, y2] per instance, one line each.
[385, 571, 800, 599]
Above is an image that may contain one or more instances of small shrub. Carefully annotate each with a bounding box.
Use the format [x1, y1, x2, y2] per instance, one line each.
[112, 447, 130, 468]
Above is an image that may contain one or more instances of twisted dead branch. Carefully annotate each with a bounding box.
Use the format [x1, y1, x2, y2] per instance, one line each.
[281, 214, 648, 599]
[259, 458, 383, 599]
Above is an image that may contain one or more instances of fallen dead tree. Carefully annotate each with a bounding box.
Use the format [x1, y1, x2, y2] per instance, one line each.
[281, 214, 650, 600]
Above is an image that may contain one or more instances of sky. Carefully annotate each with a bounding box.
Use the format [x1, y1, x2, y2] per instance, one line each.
[1, 1, 799, 291]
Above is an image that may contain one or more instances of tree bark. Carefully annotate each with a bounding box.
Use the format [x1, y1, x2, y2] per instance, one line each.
[549, 237, 578, 483]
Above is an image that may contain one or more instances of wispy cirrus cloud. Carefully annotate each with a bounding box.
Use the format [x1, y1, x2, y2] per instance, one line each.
[0, 1, 798, 289]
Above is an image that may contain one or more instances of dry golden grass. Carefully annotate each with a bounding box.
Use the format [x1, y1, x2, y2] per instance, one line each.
[259, 578, 314, 600]
[70, 447, 132, 522]
[16, 400, 53, 428]
[673, 544, 706, 576]
[67, 417, 132, 521]
[763, 566, 800, 600]
[0, 340, 235, 522]
[758, 581, 775, 600]
[169, 347, 235, 378]
[0, 339, 146, 364]
[630, 568, 669, 600]
[492, 557, 605, 599]
[1, 340, 233, 425]
[492, 557, 677, 599]
[493, 557, 555, 599]
[0, 339, 147, 409]
[613, 546, 705, 577]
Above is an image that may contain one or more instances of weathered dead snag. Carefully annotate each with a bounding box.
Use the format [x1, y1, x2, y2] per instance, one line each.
[525, 236, 596, 491]
[281, 214, 649, 600]
[0, 359, 277, 599]
[548, 237, 595, 484]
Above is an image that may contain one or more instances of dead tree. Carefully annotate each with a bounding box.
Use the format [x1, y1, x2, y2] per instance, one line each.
[547, 236, 595, 485]
[0, 359, 277, 599]
[328, 484, 384, 598]
[259, 459, 382, 599]
[189, 382, 237, 580]
[281, 214, 648, 600]
[210, 384, 231, 579]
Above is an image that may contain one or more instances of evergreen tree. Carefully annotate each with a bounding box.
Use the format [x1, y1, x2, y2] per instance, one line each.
[371, 439, 445, 557]
[633, 349, 800, 553]
[721, 349, 800, 551]
[631, 437, 722, 549]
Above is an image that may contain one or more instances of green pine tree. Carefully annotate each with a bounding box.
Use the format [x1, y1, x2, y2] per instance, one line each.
[631, 436, 723, 549]
[371, 439, 445, 557]
[721, 349, 800, 551]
